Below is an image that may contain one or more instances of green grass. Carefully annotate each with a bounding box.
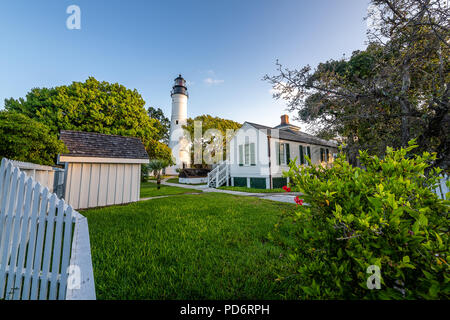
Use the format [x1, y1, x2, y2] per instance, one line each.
[82, 193, 298, 299]
[148, 175, 173, 181]
[140, 182, 201, 198]
[218, 186, 286, 193]
[166, 177, 206, 185]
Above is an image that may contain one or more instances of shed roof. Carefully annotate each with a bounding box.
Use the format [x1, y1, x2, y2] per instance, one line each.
[60, 130, 149, 160]
[245, 122, 338, 148]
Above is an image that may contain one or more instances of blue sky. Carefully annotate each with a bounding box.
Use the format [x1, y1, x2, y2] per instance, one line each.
[0, 0, 370, 131]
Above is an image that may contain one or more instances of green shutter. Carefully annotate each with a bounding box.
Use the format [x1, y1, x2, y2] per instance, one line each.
[275, 142, 280, 165]
[244, 144, 250, 165]
[307, 146, 311, 160]
[285, 143, 290, 164]
[326, 149, 329, 163]
[239, 145, 243, 166]
[299, 145, 304, 165]
[320, 148, 324, 162]
[250, 143, 256, 166]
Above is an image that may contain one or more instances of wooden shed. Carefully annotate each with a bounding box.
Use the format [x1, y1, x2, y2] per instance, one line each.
[58, 130, 149, 210]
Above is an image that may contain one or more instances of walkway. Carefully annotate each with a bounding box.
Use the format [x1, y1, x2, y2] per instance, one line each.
[156, 178, 300, 204]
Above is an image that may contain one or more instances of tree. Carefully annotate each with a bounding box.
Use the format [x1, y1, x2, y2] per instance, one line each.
[4, 77, 162, 156]
[264, 0, 449, 170]
[0, 111, 67, 165]
[147, 159, 170, 189]
[183, 114, 242, 167]
[148, 107, 170, 144]
[145, 139, 174, 165]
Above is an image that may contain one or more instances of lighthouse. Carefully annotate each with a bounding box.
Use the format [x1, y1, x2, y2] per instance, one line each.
[166, 74, 191, 175]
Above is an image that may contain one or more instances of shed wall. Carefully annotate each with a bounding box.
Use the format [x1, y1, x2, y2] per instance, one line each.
[65, 162, 141, 209]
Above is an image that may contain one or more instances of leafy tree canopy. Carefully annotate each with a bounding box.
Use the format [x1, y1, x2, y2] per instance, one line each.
[265, 0, 449, 170]
[0, 111, 67, 165]
[183, 114, 242, 166]
[5, 77, 160, 141]
[148, 106, 170, 144]
[4, 77, 173, 162]
[145, 139, 174, 165]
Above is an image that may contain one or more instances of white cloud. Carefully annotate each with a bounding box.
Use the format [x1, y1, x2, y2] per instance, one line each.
[204, 77, 224, 85]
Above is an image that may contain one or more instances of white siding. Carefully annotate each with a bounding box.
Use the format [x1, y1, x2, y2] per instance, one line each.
[130, 164, 139, 202]
[64, 161, 142, 210]
[79, 164, 91, 209]
[97, 164, 109, 207]
[115, 164, 125, 205]
[88, 164, 100, 208]
[106, 164, 116, 206]
[123, 164, 132, 203]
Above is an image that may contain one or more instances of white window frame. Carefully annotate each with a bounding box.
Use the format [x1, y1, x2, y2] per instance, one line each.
[239, 140, 256, 167]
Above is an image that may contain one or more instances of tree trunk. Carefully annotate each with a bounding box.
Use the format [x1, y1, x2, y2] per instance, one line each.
[157, 173, 161, 189]
[347, 132, 360, 167]
[400, 62, 411, 147]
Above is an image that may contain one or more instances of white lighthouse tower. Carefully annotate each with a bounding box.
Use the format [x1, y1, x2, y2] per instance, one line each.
[166, 74, 191, 175]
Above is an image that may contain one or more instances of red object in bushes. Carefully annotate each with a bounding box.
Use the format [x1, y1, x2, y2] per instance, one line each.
[295, 196, 303, 205]
[282, 186, 291, 192]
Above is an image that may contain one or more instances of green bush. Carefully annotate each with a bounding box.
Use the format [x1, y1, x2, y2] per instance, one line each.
[0, 111, 67, 165]
[279, 141, 449, 299]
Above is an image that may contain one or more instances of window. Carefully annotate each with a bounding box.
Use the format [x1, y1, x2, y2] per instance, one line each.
[244, 143, 250, 165]
[276, 142, 290, 165]
[320, 148, 330, 162]
[306, 146, 311, 161]
[299, 145, 305, 165]
[239, 142, 256, 166]
[176, 120, 179, 125]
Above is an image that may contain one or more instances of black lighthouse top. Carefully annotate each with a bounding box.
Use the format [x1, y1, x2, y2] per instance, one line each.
[171, 74, 188, 97]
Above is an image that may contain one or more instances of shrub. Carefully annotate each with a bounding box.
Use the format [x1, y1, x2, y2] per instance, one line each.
[279, 141, 449, 299]
[0, 111, 67, 165]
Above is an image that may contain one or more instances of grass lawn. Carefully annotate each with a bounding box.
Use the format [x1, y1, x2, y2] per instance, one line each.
[82, 193, 298, 299]
[166, 177, 207, 185]
[218, 186, 286, 193]
[148, 175, 173, 181]
[140, 182, 201, 198]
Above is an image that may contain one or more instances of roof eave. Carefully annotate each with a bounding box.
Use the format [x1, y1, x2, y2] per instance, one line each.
[58, 155, 149, 164]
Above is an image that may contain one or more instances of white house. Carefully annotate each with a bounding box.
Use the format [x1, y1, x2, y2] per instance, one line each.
[208, 115, 338, 189]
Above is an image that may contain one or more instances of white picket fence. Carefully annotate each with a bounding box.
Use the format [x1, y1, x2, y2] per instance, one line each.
[0, 158, 95, 300]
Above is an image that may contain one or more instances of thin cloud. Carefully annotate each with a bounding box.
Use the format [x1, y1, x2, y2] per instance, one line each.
[204, 77, 224, 85]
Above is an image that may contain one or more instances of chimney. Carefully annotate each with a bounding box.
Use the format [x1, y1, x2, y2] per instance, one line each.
[280, 114, 289, 125]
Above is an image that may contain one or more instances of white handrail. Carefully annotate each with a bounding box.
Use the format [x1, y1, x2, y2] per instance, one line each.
[207, 161, 229, 188]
